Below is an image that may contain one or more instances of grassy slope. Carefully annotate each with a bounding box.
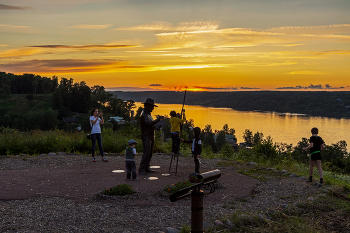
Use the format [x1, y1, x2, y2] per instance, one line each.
[0, 94, 53, 113]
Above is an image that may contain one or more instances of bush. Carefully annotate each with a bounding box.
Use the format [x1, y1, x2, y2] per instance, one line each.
[252, 136, 278, 159]
[220, 143, 235, 158]
[103, 184, 134, 196]
[164, 180, 194, 193]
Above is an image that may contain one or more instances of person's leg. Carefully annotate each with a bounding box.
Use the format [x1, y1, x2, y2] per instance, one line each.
[145, 140, 154, 172]
[309, 160, 315, 181]
[194, 155, 200, 174]
[316, 160, 323, 181]
[96, 133, 104, 157]
[171, 133, 176, 153]
[131, 161, 137, 179]
[91, 134, 97, 158]
[174, 132, 180, 155]
[126, 161, 131, 179]
[139, 138, 151, 174]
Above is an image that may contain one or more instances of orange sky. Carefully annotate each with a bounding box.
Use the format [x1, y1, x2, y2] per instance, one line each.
[1, 1, 350, 91]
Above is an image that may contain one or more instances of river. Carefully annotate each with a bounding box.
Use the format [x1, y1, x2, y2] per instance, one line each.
[135, 103, 350, 149]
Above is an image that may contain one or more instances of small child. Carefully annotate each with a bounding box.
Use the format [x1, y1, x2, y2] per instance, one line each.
[182, 127, 202, 174]
[169, 110, 186, 155]
[302, 127, 325, 184]
[125, 139, 138, 181]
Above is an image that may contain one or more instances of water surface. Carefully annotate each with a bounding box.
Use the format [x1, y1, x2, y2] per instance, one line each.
[136, 103, 350, 149]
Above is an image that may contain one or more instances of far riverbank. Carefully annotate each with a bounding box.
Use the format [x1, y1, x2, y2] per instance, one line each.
[113, 91, 350, 119]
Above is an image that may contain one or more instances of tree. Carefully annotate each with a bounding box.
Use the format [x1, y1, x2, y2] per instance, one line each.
[243, 129, 253, 146]
[253, 132, 264, 145]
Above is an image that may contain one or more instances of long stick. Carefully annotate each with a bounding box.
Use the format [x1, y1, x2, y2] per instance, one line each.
[180, 89, 187, 138]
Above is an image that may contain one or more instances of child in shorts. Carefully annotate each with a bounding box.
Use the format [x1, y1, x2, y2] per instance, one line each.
[125, 139, 138, 180]
[302, 127, 324, 184]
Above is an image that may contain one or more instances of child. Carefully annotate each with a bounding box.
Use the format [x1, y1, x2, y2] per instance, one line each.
[125, 139, 138, 181]
[169, 110, 186, 155]
[182, 127, 202, 174]
[302, 127, 324, 184]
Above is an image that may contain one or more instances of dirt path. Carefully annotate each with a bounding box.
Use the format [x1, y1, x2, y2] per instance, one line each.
[0, 154, 259, 205]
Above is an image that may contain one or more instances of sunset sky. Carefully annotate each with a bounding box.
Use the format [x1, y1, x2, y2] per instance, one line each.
[1, 0, 350, 91]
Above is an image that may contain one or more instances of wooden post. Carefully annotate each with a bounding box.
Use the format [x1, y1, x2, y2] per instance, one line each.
[191, 189, 204, 233]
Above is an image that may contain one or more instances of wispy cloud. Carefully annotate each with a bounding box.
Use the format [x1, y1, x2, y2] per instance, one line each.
[151, 23, 350, 50]
[27, 44, 138, 49]
[0, 4, 30, 10]
[149, 84, 162, 86]
[0, 24, 30, 29]
[276, 84, 345, 90]
[286, 71, 326, 75]
[240, 87, 260, 90]
[0, 48, 42, 58]
[0, 59, 225, 74]
[69, 24, 112, 29]
[266, 24, 350, 35]
[0, 59, 126, 74]
[115, 21, 219, 32]
[0, 43, 140, 59]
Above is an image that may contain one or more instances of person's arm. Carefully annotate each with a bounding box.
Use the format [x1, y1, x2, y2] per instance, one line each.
[141, 112, 161, 127]
[197, 140, 202, 157]
[99, 111, 104, 124]
[181, 138, 192, 143]
[302, 143, 313, 151]
[133, 148, 137, 156]
[321, 143, 324, 151]
[90, 117, 98, 125]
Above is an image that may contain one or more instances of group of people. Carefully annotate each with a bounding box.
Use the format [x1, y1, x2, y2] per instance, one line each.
[89, 98, 325, 184]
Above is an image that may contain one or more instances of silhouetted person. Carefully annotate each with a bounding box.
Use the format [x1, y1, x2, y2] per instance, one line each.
[139, 98, 162, 175]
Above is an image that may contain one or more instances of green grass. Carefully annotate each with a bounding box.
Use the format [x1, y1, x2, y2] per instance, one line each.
[207, 192, 350, 233]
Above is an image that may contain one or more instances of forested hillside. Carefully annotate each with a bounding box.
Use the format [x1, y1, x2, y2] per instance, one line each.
[0, 72, 135, 131]
[113, 91, 350, 118]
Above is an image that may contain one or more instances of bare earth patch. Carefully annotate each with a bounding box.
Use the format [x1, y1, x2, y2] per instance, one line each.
[0, 154, 323, 232]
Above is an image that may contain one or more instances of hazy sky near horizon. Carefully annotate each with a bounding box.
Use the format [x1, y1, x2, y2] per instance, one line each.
[1, 0, 350, 91]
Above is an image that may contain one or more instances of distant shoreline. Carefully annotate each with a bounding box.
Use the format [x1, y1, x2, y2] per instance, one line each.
[113, 91, 350, 119]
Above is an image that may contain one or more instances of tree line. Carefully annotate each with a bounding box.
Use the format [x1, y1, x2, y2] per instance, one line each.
[0, 71, 135, 131]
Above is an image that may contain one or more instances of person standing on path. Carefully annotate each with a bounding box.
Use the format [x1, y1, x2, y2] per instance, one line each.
[302, 127, 324, 183]
[182, 127, 202, 174]
[139, 98, 162, 175]
[90, 108, 108, 162]
[125, 139, 138, 180]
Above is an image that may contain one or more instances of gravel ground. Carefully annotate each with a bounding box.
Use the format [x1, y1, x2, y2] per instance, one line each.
[0, 154, 324, 232]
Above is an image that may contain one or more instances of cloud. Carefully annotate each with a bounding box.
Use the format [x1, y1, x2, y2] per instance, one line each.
[276, 84, 345, 90]
[0, 59, 131, 74]
[149, 84, 162, 86]
[115, 21, 219, 32]
[106, 87, 161, 91]
[69, 24, 112, 29]
[0, 24, 30, 29]
[240, 87, 260, 89]
[27, 44, 138, 49]
[266, 24, 350, 35]
[0, 48, 42, 58]
[151, 23, 350, 50]
[286, 71, 326, 75]
[0, 4, 30, 10]
[161, 85, 238, 92]
[0, 43, 140, 59]
[0, 44, 8, 47]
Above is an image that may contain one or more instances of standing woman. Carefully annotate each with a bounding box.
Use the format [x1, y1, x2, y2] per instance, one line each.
[90, 108, 108, 162]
